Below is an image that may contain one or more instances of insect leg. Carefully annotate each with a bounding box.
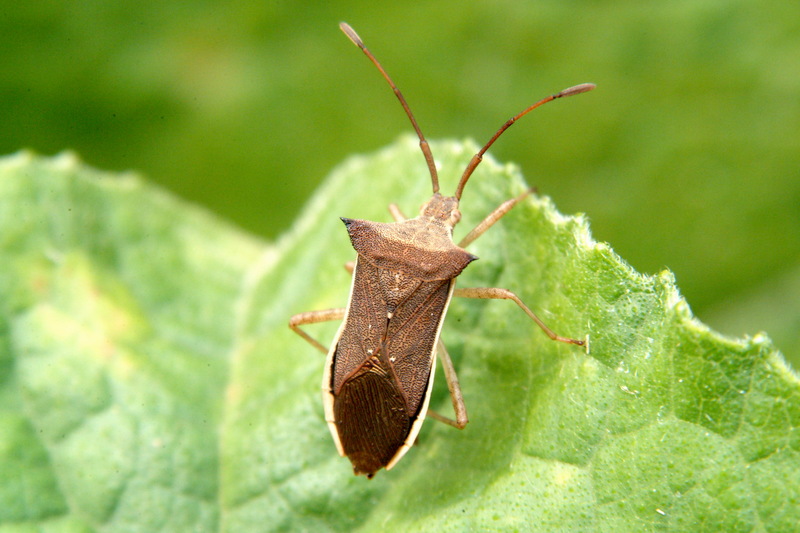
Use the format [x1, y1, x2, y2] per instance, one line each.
[289, 308, 346, 354]
[458, 188, 534, 248]
[388, 203, 408, 222]
[426, 339, 469, 429]
[454, 287, 585, 346]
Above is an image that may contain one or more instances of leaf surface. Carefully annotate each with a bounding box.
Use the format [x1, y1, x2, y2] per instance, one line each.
[1, 143, 797, 532]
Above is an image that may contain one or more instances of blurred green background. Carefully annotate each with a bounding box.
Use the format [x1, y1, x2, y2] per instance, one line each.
[2, 2, 798, 366]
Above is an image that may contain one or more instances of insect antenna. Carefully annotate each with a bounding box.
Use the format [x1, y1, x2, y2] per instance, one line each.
[340, 22, 441, 194]
[453, 83, 596, 200]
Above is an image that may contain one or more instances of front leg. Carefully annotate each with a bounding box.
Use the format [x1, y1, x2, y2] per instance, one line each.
[458, 189, 533, 248]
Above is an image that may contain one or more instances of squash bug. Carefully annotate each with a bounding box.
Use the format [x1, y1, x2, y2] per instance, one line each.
[290, 22, 593, 478]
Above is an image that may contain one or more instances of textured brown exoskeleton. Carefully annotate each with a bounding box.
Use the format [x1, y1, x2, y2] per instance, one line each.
[290, 22, 593, 478]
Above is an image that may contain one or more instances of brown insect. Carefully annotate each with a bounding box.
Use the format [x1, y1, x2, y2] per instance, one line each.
[289, 22, 593, 478]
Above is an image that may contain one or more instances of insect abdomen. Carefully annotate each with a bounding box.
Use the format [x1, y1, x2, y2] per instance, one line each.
[334, 365, 410, 478]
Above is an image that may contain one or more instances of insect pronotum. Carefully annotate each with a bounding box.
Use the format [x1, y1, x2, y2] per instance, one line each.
[289, 22, 594, 478]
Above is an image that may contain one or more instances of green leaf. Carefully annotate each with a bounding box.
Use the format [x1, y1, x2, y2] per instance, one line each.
[1, 142, 797, 532]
